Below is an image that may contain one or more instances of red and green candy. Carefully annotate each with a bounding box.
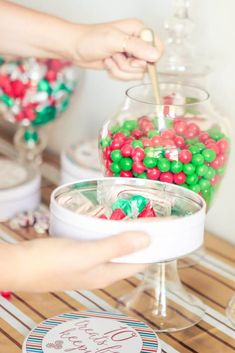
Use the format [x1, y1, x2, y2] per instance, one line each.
[110, 195, 156, 220]
[99, 115, 229, 206]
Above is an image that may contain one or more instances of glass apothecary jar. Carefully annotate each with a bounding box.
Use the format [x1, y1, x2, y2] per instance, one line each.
[99, 83, 230, 207]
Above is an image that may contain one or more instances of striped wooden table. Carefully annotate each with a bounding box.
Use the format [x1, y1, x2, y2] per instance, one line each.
[0, 130, 235, 353]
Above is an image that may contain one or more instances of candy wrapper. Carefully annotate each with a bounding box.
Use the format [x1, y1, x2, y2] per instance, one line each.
[0, 56, 77, 126]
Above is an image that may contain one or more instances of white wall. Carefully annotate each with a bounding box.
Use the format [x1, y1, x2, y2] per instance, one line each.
[12, 0, 235, 243]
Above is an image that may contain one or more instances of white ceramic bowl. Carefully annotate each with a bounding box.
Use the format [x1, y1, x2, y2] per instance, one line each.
[60, 140, 102, 184]
[0, 158, 41, 221]
[50, 178, 206, 263]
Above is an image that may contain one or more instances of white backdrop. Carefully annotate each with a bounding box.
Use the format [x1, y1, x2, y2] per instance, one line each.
[12, 0, 235, 243]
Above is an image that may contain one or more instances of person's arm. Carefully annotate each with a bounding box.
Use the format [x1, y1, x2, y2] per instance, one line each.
[0, 232, 149, 292]
[0, 1, 163, 80]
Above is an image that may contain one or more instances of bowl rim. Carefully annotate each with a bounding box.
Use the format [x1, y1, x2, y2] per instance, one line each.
[50, 177, 206, 228]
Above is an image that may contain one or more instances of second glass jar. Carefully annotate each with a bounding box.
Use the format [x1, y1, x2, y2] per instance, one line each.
[99, 83, 230, 207]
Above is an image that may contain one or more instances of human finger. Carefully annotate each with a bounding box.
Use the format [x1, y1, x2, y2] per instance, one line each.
[112, 53, 146, 73]
[88, 230, 150, 265]
[104, 57, 144, 80]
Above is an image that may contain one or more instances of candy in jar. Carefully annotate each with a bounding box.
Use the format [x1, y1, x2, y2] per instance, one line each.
[99, 83, 230, 206]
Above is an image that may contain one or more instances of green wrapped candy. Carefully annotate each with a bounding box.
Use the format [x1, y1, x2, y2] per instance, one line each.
[112, 199, 132, 216]
[33, 106, 56, 126]
[130, 195, 149, 213]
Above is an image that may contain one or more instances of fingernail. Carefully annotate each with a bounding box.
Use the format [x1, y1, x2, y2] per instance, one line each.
[133, 232, 151, 250]
[147, 47, 159, 62]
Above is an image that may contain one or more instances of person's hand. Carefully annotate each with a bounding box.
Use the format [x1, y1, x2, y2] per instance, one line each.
[0, 1, 163, 80]
[72, 19, 163, 80]
[0, 231, 150, 292]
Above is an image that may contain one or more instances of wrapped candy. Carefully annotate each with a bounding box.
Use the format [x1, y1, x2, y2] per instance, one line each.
[0, 56, 77, 126]
[55, 180, 188, 221]
[9, 205, 50, 234]
[0, 291, 11, 299]
[110, 195, 156, 220]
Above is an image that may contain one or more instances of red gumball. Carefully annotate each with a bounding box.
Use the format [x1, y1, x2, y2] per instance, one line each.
[139, 118, 151, 131]
[143, 125, 155, 134]
[120, 170, 133, 178]
[132, 161, 145, 174]
[173, 117, 184, 125]
[125, 137, 134, 144]
[179, 149, 192, 163]
[161, 138, 175, 147]
[199, 132, 210, 142]
[147, 167, 160, 180]
[210, 175, 220, 186]
[142, 138, 153, 147]
[139, 116, 151, 127]
[186, 123, 200, 134]
[218, 154, 226, 164]
[184, 122, 200, 139]
[152, 135, 162, 146]
[161, 130, 175, 140]
[174, 121, 187, 135]
[131, 147, 145, 161]
[105, 159, 112, 170]
[210, 157, 222, 169]
[160, 172, 174, 183]
[217, 139, 229, 154]
[113, 132, 126, 142]
[106, 170, 114, 177]
[205, 138, 215, 145]
[174, 136, 185, 148]
[206, 143, 220, 155]
[110, 139, 124, 150]
[103, 146, 111, 160]
[173, 172, 186, 185]
[132, 129, 143, 139]
[121, 144, 133, 157]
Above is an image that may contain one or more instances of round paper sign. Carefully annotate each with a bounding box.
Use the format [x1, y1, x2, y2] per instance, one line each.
[23, 311, 161, 353]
